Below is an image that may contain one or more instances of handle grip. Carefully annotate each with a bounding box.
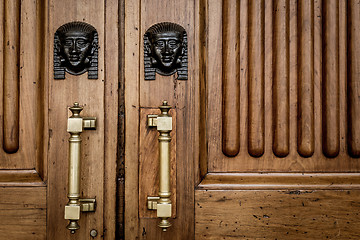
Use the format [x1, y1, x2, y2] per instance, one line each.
[147, 101, 173, 231]
[64, 103, 96, 234]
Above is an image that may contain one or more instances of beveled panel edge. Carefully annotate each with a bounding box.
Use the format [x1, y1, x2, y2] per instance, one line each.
[0, 169, 46, 186]
[197, 172, 360, 190]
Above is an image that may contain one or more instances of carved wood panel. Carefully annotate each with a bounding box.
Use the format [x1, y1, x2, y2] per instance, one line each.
[0, 0, 47, 238]
[201, 0, 360, 173]
[0, 0, 47, 175]
[1, 0, 118, 239]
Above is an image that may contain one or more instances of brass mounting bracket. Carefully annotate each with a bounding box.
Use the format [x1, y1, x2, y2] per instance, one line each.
[64, 198, 96, 220]
[83, 117, 96, 129]
[147, 114, 172, 130]
[80, 198, 96, 212]
[147, 196, 160, 210]
[147, 114, 158, 127]
[147, 196, 172, 219]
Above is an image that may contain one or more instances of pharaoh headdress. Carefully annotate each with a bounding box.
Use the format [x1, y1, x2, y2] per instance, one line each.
[54, 21, 98, 79]
[144, 22, 188, 80]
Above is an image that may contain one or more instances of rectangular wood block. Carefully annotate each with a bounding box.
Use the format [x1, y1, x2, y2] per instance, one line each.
[196, 190, 360, 239]
[0, 187, 46, 240]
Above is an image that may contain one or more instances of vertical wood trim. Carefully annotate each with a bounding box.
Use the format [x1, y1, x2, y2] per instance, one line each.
[339, 0, 347, 158]
[124, 0, 140, 238]
[116, 0, 125, 237]
[35, 0, 48, 180]
[3, 0, 20, 153]
[348, 0, 360, 157]
[198, 0, 208, 181]
[47, 1, 106, 238]
[273, 0, 289, 157]
[297, 0, 314, 157]
[248, 0, 265, 157]
[239, 0, 249, 162]
[289, 0, 298, 162]
[206, 0, 223, 171]
[222, 0, 240, 157]
[322, 0, 340, 158]
[0, 0, 3, 156]
[104, 0, 119, 238]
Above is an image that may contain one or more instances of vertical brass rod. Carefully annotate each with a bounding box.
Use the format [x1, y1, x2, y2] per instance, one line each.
[146, 101, 173, 231]
[158, 133, 171, 199]
[68, 134, 81, 198]
[158, 132, 171, 230]
[157, 101, 172, 231]
[65, 102, 83, 233]
[67, 132, 81, 233]
[64, 103, 96, 233]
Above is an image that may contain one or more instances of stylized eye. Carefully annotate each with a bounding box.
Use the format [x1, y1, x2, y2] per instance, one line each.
[155, 41, 165, 48]
[77, 40, 88, 48]
[64, 39, 73, 47]
[168, 40, 179, 49]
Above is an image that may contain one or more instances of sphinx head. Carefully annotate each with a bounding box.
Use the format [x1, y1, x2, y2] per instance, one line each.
[144, 22, 188, 80]
[54, 22, 98, 79]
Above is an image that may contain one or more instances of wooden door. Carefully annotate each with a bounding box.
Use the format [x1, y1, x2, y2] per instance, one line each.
[0, 0, 118, 239]
[125, 0, 360, 239]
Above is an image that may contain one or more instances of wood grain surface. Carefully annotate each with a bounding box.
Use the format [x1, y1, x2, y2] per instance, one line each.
[348, 0, 360, 157]
[194, 1, 360, 239]
[322, 0, 340, 158]
[3, 0, 20, 153]
[0, 1, 48, 238]
[203, 0, 360, 173]
[222, 0, 240, 157]
[248, 0, 265, 157]
[273, 0, 290, 157]
[124, 0, 196, 238]
[196, 189, 360, 239]
[0, 187, 46, 239]
[47, 0, 118, 239]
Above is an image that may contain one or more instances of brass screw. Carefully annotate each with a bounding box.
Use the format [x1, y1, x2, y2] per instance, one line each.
[90, 229, 98, 238]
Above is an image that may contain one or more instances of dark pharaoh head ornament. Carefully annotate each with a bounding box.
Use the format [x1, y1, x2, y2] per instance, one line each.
[144, 22, 188, 80]
[54, 21, 98, 79]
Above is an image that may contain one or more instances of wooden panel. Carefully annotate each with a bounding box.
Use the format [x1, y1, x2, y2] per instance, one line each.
[248, 0, 265, 157]
[124, 0, 141, 238]
[123, 0, 196, 238]
[3, 0, 20, 153]
[0, 170, 45, 186]
[297, 0, 314, 157]
[273, 0, 289, 157]
[0, 187, 46, 239]
[0, 0, 47, 172]
[198, 0, 209, 180]
[205, 0, 360, 172]
[139, 108, 177, 218]
[0, 1, 48, 239]
[222, 0, 240, 157]
[47, 0, 107, 239]
[104, 0, 119, 238]
[322, 0, 339, 158]
[198, 173, 360, 190]
[348, 0, 360, 157]
[196, 189, 360, 239]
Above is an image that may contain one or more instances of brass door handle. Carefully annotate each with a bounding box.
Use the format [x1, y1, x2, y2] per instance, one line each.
[147, 101, 173, 231]
[64, 102, 96, 234]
